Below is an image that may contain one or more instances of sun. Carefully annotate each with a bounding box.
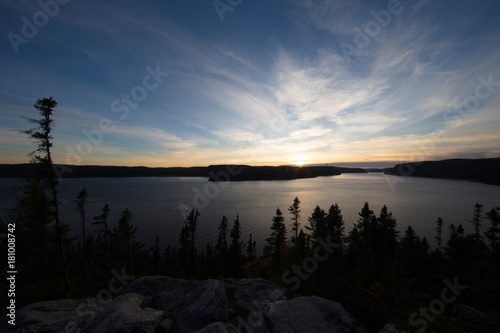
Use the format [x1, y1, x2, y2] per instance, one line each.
[293, 156, 308, 166]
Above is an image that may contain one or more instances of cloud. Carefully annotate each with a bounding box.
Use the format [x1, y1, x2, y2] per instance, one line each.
[111, 125, 197, 151]
[289, 126, 332, 139]
[287, 0, 369, 35]
[2, 1, 499, 166]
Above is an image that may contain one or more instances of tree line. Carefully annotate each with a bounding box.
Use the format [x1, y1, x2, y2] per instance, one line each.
[1, 97, 499, 332]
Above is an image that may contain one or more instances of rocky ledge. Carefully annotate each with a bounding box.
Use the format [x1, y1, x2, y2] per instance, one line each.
[1, 276, 367, 333]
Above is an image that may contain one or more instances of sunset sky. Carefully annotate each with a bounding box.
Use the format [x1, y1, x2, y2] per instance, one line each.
[1, 0, 499, 168]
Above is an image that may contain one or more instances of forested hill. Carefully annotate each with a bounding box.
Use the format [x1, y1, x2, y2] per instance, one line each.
[207, 165, 350, 181]
[384, 158, 500, 185]
[0, 164, 366, 180]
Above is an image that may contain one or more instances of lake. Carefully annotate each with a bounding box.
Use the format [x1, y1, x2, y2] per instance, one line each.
[1, 173, 499, 252]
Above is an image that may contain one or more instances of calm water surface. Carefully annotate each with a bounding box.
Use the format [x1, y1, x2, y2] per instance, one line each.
[1, 173, 499, 252]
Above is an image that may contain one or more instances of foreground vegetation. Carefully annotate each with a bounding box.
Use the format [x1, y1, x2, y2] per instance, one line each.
[1, 98, 500, 332]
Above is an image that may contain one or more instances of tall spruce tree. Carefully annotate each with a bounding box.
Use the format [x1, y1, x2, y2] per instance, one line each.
[306, 205, 327, 241]
[113, 208, 136, 275]
[246, 233, 256, 260]
[20, 97, 71, 293]
[74, 188, 88, 254]
[435, 217, 444, 254]
[377, 205, 398, 256]
[266, 208, 287, 268]
[288, 197, 301, 243]
[92, 203, 111, 257]
[357, 202, 375, 241]
[326, 203, 344, 244]
[178, 209, 199, 274]
[215, 216, 229, 259]
[485, 206, 500, 254]
[469, 203, 484, 244]
[229, 215, 242, 275]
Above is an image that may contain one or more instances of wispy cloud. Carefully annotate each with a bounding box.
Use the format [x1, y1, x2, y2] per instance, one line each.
[1, 1, 499, 166]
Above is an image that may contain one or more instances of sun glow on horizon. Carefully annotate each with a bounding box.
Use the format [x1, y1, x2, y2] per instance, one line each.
[293, 155, 308, 166]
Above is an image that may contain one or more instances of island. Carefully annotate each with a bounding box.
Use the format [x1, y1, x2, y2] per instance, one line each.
[0, 164, 367, 181]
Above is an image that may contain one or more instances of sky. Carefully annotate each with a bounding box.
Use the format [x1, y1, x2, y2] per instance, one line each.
[1, 0, 500, 168]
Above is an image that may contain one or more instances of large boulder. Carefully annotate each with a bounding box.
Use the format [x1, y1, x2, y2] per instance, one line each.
[0, 299, 83, 333]
[264, 296, 356, 333]
[81, 292, 166, 333]
[0, 276, 364, 333]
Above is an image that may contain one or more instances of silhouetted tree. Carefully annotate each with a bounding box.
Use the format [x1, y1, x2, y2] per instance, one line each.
[178, 209, 199, 274]
[266, 208, 287, 268]
[288, 197, 301, 243]
[398, 226, 426, 277]
[152, 235, 161, 275]
[435, 217, 444, 254]
[112, 208, 137, 275]
[74, 188, 88, 254]
[445, 223, 474, 278]
[203, 243, 216, 278]
[485, 206, 500, 254]
[469, 203, 484, 243]
[20, 97, 71, 293]
[355, 202, 376, 244]
[92, 203, 111, 257]
[326, 203, 345, 245]
[246, 233, 256, 260]
[229, 215, 243, 275]
[345, 202, 381, 282]
[306, 205, 327, 242]
[215, 216, 229, 259]
[347, 202, 375, 249]
[5, 178, 53, 295]
[298, 229, 309, 250]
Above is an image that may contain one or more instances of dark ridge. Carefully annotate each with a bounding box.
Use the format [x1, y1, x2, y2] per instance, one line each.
[0, 164, 367, 180]
[207, 165, 344, 181]
[0, 164, 207, 179]
[384, 158, 500, 185]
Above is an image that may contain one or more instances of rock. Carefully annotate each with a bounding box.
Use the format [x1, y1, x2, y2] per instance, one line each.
[165, 279, 229, 332]
[157, 318, 174, 333]
[378, 322, 401, 333]
[223, 278, 295, 314]
[264, 296, 357, 333]
[81, 292, 166, 333]
[0, 299, 83, 333]
[193, 321, 240, 333]
[124, 276, 192, 297]
[223, 278, 298, 332]
[1, 276, 364, 333]
[128, 277, 229, 332]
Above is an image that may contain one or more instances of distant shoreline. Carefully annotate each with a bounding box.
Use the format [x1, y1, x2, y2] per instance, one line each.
[384, 158, 500, 186]
[0, 164, 367, 181]
[3, 158, 499, 184]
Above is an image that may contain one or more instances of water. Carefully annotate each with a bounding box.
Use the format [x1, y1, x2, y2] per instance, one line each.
[1, 173, 499, 252]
